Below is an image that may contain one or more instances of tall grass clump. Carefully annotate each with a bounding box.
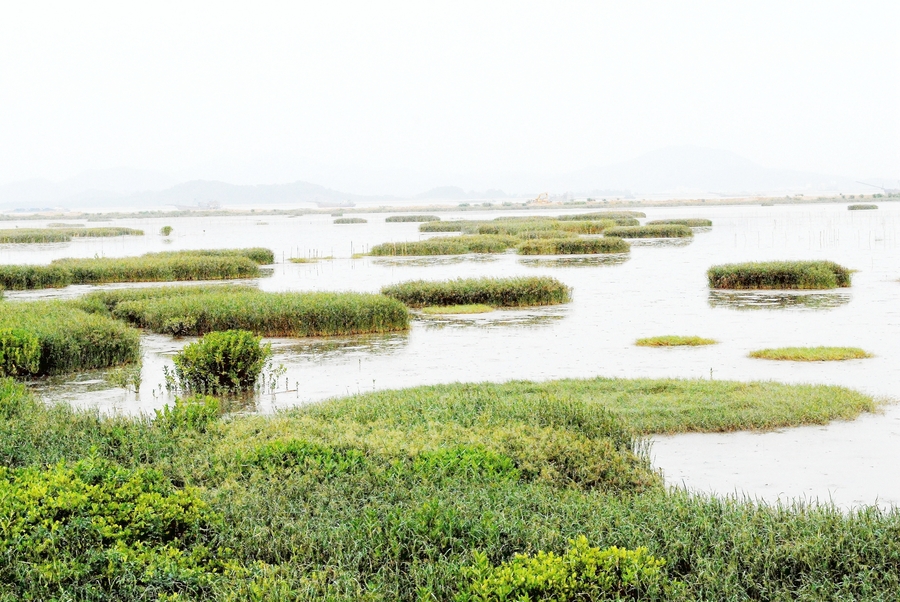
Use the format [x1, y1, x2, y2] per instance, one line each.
[749, 347, 872, 361]
[848, 204, 878, 210]
[369, 235, 516, 256]
[604, 224, 693, 238]
[647, 218, 712, 227]
[386, 215, 440, 222]
[636, 336, 717, 347]
[160, 225, 173, 235]
[708, 260, 852, 290]
[0, 301, 139, 375]
[419, 221, 474, 232]
[72, 284, 258, 315]
[334, 217, 367, 224]
[151, 247, 275, 264]
[96, 288, 409, 336]
[0, 227, 143, 243]
[172, 330, 272, 394]
[382, 276, 571, 308]
[555, 211, 646, 220]
[517, 237, 630, 255]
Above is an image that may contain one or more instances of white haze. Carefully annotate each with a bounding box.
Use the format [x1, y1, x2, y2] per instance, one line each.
[0, 1, 897, 197]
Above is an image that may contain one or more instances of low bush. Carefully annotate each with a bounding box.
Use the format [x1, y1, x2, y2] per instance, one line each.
[848, 204, 878, 210]
[517, 237, 630, 255]
[635, 336, 717, 347]
[172, 330, 272, 394]
[603, 225, 693, 238]
[749, 347, 872, 361]
[646, 218, 712, 227]
[382, 276, 572, 308]
[386, 215, 440, 222]
[369, 235, 517, 256]
[708, 260, 852, 290]
[334, 217, 368, 224]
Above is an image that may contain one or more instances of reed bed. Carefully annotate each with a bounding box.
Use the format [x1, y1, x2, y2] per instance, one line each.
[418, 221, 472, 232]
[421, 219, 628, 235]
[151, 247, 275, 264]
[385, 215, 440, 222]
[0, 301, 140, 375]
[603, 224, 693, 238]
[420, 303, 494, 314]
[517, 237, 630, 255]
[381, 276, 571, 308]
[369, 235, 516, 256]
[100, 288, 409, 336]
[646, 218, 712, 227]
[555, 210, 646, 220]
[46, 222, 85, 228]
[749, 347, 872, 361]
[636, 336, 717, 347]
[73, 284, 257, 315]
[334, 217, 368, 224]
[0, 227, 143, 243]
[848, 204, 878, 210]
[708, 260, 852, 290]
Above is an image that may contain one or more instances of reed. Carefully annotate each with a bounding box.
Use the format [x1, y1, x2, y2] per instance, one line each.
[46, 222, 85, 228]
[708, 260, 852, 290]
[151, 247, 275, 264]
[73, 284, 258, 315]
[334, 217, 368, 224]
[381, 276, 572, 308]
[847, 204, 878, 210]
[369, 235, 516, 256]
[420, 304, 494, 314]
[102, 288, 409, 336]
[418, 221, 472, 232]
[555, 211, 646, 220]
[749, 347, 872, 361]
[517, 237, 630, 255]
[636, 336, 717, 347]
[603, 224, 693, 238]
[0, 227, 143, 243]
[646, 218, 712, 227]
[385, 215, 440, 222]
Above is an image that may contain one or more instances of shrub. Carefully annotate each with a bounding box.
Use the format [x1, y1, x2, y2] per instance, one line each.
[603, 225, 693, 238]
[517, 237, 630, 255]
[334, 217, 367, 224]
[386, 215, 440, 222]
[369, 235, 517, 256]
[172, 330, 272, 394]
[646, 218, 712, 227]
[382, 276, 572, 307]
[708, 260, 852, 290]
[160, 225, 173, 235]
[0, 329, 41, 376]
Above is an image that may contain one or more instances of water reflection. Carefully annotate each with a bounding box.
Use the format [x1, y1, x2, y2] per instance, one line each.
[628, 238, 694, 248]
[416, 307, 567, 329]
[371, 255, 500, 267]
[519, 254, 630, 268]
[708, 290, 852, 311]
[273, 332, 410, 361]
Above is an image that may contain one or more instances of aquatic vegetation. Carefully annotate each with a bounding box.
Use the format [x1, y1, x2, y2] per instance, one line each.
[635, 336, 717, 347]
[419, 221, 473, 232]
[647, 218, 712, 227]
[848, 204, 878, 210]
[160, 225, 173, 235]
[47, 222, 86, 228]
[369, 235, 517, 256]
[385, 215, 441, 222]
[382, 276, 571, 308]
[151, 247, 275, 264]
[603, 224, 694, 238]
[708, 260, 852, 290]
[749, 347, 872, 361]
[334, 217, 368, 224]
[420, 304, 495, 314]
[555, 210, 646, 220]
[0, 227, 143, 243]
[289, 255, 334, 263]
[517, 237, 630, 255]
[0, 301, 139, 375]
[172, 330, 272, 394]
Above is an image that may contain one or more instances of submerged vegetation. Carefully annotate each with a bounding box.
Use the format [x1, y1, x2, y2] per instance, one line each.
[604, 224, 694, 238]
[749, 347, 873, 361]
[0, 226, 143, 243]
[369, 235, 516, 256]
[647, 218, 712, 227]
[517, 237, 630, 255]
[385, 215, 440, 222]
[708, 260, 852, 290]
[635, 336, 717, 347]
[382, 276, 571, 308]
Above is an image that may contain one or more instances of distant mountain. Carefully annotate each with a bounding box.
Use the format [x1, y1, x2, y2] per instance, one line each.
[414, 186, 509, 201]
[0, 168, 180, 209]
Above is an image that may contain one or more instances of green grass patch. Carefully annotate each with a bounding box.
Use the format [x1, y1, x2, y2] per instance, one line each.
[646, 218, 712, 227]
[517, 237, 630, 255]
[382, 276, 571, 308]
[708, 260, 852, 290]
[0, 227, 143, 243]
[848, 204, 878, 210]
[369, 235, 517, 256]
[419, 221, 473, 232]
[635, 336, 717, 347]
[749, 347, 873, 361]
[421, 304, 495, 314]
[82, 287, 409, 336]
[334, 217, 368, 224]
[385, 215, 441, 222]
[604, 224, 694, 238]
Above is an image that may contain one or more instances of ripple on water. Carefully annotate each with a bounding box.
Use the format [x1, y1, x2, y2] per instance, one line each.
[518, 254, 630, 268]
[708, 289, 852, 311]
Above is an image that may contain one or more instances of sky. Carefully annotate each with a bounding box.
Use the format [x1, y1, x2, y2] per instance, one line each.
[1, 1, 898, 195]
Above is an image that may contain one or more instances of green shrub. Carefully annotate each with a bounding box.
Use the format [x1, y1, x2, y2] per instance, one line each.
[172, 330, 272, 394]
[386, 215, 441, 222]
[413, 446, 519, 483]
[708, 260, 852, 290]
[458, 536, 676, 601]
[241, 440, 367, 476]
[160, 225, 173, 235]
[370, 235, 517, 256]
[0, 329, 41, 376]
[334, 217, 368, 224]
[603, 225, 693, 238]
[154, 395, 222, 433]
[646, 218, 712, 227]
[517, 238, 630, 255]
[382, 276, 572, 307]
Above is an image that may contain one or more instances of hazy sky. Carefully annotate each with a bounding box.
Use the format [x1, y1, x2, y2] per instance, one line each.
[1, 1, 897, 194]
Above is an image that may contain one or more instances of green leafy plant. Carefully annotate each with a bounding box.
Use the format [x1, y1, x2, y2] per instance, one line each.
[0, 328, 41, 376]
[172, 330, 272, 394]
[160, 225, 173, 236]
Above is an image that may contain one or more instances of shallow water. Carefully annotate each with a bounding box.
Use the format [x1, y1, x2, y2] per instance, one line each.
[5, 202, 900, 507]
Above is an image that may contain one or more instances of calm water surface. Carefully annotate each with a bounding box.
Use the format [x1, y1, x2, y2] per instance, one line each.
[4, 202, 899, 507]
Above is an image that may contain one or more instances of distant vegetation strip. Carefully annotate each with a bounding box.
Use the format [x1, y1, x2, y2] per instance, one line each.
[0, 227, 143, 243]
[0, 301, 140, 376]
[847, 204, 878, 210]
[635, 336, 717, 347]
[369, 235, 516, 256]
[385, 215, 440, 222]
[749, 347, 872, 361]
[334, 217, 367, 224]
[517, 237, 630, 255]
[708, 260, 852, 290]
[554, 210, 646, 220]
[420, 217, 635, 235]
[85, 288, 409, 336]
[382, 276, 571, 308]
[603, 224, 694, 238]
[646, 218, 712, 227]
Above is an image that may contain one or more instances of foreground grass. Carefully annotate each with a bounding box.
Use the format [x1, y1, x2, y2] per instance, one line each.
[382, 276, 571, 308]
[749, 347, 873, 361]
[0, 376, 892, 600]
[636, 336, 717, 347]
[708, 260, 852, 290]
[421, 304, 495, 314]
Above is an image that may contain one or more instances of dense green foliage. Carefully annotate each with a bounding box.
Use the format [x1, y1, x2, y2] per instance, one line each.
[603, 225, 694, 238]
[708, 260, 852, 290]
[84, 287, 409, 336]
[334, 217, 368, 224]
[0, 301, 139, 375]
[150, 247, 275, 264]
[635, 336, 717, 347]
[382, 276, 572, 308]
[646, 219, 712, 227]
[386, 215, 441, 222]
[173, 330, 272, 393]
[749, 347, 872, 361]
[369, 235, 517, 256]
[0, 226, 143, 243]
[517, 237, 631, 255]
[847, 204, 878, 210]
